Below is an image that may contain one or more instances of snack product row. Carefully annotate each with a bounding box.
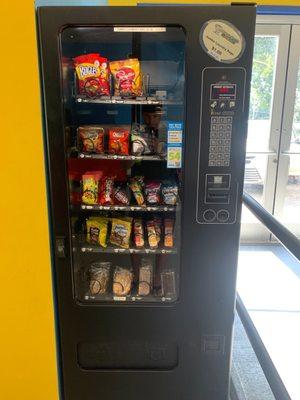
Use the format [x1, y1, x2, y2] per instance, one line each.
[87, 259, 176, 298]
[86, 216, 175, 249]
[74, 54, 142, 98]
[82, 173, 178, 207]
[78, 124, 166, 157]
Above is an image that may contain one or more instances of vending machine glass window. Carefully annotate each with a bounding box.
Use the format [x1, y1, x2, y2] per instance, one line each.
[60, 26, 186, 304]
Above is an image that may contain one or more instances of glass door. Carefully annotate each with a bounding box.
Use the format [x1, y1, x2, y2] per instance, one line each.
[275, 25, 300, 237]
[241, 24, 291, 242]
[60, 26, 185, 303]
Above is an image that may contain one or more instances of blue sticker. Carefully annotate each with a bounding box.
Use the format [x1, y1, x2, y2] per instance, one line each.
[167, 121, 183, 168]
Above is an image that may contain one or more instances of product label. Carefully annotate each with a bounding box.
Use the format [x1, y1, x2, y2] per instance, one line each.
[200, 20, 245, 63]
[76, 63, 100, 79]
[167, 122, 183, 168]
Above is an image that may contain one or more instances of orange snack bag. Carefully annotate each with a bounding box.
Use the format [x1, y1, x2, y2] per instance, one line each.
[164, 219, 174, 248]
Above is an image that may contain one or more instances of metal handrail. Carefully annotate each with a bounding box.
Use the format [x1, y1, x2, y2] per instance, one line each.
[236, 294, 291, 400]
[236, 192, 300, 400]
[243, 192, 300, 262]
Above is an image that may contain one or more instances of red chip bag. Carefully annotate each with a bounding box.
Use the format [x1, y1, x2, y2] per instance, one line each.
[108, 128, 130, 155]
[74, 53, 110, 97]
[100, 176, 115, 205]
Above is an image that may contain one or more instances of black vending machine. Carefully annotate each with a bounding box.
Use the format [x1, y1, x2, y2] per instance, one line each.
[37, 5, 256, 400]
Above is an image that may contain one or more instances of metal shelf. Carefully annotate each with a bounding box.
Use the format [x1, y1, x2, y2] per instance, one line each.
[73, 204, 177, 212]
[76, 96, 183, 106]
[77, 152, 166, 161]
[79, 245, 177, 254]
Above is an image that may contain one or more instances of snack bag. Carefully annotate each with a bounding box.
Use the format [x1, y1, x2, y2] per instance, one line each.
[157, 123, 168, 157]
[138, 259, 153, 296]
[161, 270, 176, 297]
[131, 124, 155, 156]
[113, 184, 130, 205]
[128, 176, 145, 206]
[86, 217, 108, 247]
[74, 53, 110, 97]
[113, 267, 133, 296]
[89, 262, 111, 295]
[82, 172, 102, 205]
[100, 176, 115, 205]
[110, 218, 132, 249]
[153, 216, 162, 244]
[164, 218, 174, 248]
[145, 180, 161, 205]
[108, 128, 130, 155]
[78, 125, 105, 153]
[133, 219, 144, 248]
[110, 58, 142, 97]
[162, 180, 178, 206]
[147, 220, 158, 249]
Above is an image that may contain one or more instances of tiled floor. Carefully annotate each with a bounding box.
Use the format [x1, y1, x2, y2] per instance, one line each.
[237, 245, 300, 400]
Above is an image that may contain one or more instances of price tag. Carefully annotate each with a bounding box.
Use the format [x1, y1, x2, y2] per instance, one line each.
[113, 296, 126, 302]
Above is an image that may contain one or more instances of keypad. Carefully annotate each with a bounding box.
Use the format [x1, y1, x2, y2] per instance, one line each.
[208, 116, 232, 167]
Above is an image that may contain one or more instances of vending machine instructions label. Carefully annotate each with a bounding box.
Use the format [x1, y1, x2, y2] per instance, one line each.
[167, 122, 183, 168]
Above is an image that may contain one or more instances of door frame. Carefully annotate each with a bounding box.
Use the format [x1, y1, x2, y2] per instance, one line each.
[241, 23, 291, 242]
[274, 25, 300, 236]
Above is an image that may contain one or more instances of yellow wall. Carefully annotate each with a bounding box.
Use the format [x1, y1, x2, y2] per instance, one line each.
[0, 2, 58, 400]
[1, 1, 300, 400]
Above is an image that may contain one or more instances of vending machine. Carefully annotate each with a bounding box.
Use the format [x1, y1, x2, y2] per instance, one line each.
[37, 5, 256, 400]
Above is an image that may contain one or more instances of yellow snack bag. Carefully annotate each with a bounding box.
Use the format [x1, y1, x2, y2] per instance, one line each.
[86, 218, 108, 248]
[109, 58, 142, 97]
[110, 218, 132, 249]
[82, 172, 102, 205]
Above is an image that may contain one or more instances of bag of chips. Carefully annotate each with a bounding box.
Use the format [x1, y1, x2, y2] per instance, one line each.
[82, 172, 102, 205]
[147, 220, 158, 249]
[164, 218, 174, 248]
[157, 122, 168, 157]
[89, 262, 111, 295]
[161, 270, 176, 297]
[138, 258, 153, 296]
[110, 58, 142, 97]
[86, 217, 108, 248]
[153, 216, 162, 244]
[133, 219, 144, 248]
[100, 176, 115, 205]
[145, 180, 161, 205]
[131, 124, 155, 156]
[128, 176, 145, 206]
[113, 267, 133, 296]
[74, 53, 110, 97]
[108, 128, 130, 155]
[78, 125, 105, 154]
[113, 183, 130, 205]
[162, 180, 178, 206]
[110, 218, 132, 249]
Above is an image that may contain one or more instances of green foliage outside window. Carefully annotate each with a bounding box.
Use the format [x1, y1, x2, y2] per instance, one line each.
[249, 36, 277, 120]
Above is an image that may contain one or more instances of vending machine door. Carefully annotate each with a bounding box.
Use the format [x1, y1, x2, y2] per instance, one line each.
[37, 5, 255, 400]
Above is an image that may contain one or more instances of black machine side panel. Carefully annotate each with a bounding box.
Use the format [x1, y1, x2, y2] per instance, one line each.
[37, 6, 256, 400]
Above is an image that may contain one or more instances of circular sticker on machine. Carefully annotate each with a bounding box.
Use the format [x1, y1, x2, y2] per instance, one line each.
[200, 20, 245, 63]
